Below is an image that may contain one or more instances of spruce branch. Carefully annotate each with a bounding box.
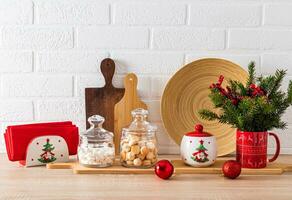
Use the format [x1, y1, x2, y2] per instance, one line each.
[199, 61, 291, 132]
[268, 69, 286, 98]
[246, 61, 256, 87]
[198, 110, 220, 121]
[287, 80, 292, 104]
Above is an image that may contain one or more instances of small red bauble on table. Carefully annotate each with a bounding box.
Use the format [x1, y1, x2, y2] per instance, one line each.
[222, 160, 241, 179]
[154, 160, 174, 180]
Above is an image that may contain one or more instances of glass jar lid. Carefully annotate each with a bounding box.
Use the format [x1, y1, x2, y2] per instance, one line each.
[81, 115, 113, 142]
[123, 108, 157, 134]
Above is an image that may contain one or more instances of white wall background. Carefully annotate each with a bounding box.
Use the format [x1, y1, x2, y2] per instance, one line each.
[0, 0, 292, 154]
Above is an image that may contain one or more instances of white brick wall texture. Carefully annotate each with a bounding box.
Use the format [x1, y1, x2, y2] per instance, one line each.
[0, 0, 292, 155]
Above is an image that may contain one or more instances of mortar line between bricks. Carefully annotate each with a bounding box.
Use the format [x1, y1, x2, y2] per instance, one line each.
[32, 1, 35, 24]
[0, 97, 85, 101]
[5, 72, 292, 77]
[71, 49, 292, 53]
[261, 3, 265, 26]
[72, 27, 76, 48]
[225, 29, 230, 50]
[109, 4, 113, 24]
[72, 76, 76, 97]
[57, 24, 275, 28]
[186, 4, 191, 25]
[183, 53, 188, 65]
[32, 101, 36, 121]
[32, 51, 35, 72]
[259, 54, 263, 74]
[148, 27, 153, 49]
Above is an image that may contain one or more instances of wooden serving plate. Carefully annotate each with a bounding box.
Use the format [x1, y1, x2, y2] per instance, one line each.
[47, 158, 292, 175]
[161, 58, 248, 156]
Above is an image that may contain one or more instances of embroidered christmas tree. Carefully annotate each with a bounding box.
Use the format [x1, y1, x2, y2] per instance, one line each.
[38, 138, 57, 163]
[191, 140, 209, 163]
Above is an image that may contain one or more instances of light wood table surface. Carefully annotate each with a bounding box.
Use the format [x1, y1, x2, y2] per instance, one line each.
[1, 154, 292, 200]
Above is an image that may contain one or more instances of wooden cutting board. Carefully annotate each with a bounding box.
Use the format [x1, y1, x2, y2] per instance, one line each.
[85, 58, 125, 136]
[114, 73, 147, 154]
[47, 158, 292, 175]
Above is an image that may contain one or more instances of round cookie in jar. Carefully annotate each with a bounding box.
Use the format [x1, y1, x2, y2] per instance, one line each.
[120, 108, 158, 168]
[78, 115, 115, 168]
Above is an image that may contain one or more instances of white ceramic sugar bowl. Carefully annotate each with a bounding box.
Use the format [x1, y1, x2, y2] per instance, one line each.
[180, 124, 217, 167]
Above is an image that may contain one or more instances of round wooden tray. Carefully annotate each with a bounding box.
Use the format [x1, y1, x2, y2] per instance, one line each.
[161, 58, 248, 156]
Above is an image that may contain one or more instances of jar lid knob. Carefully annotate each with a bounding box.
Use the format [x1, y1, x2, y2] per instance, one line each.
[195, 124, 203, 133]
[131, 108, 148, 116]
[88, 115, 105, 126]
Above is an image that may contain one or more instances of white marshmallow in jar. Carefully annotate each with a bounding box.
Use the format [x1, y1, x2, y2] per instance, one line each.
[78, 115, 115, 168]
[120, 108, 158, 168]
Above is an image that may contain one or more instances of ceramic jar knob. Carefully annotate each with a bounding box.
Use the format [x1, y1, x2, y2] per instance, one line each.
[180, 124, 217, 167]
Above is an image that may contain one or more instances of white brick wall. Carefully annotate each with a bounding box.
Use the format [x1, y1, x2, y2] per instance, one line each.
[152, 28, 225, 50]
[77, 27, 149, 49]
[35, 0, 110, 25]
[36, 51, 108, 72]
[189, 4, 262, 27]
[0, 0, 32, 25]
[228, 29, 292, 50]
[1, 75, 73, 97]
[0, 0, 292, 155]
[0, 51, 33, 72]
[113, 3, 187, 25]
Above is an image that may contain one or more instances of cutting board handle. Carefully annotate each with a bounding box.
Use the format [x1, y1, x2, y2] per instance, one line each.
[124, 73, 138, 97]
[101, 58, 115, 88]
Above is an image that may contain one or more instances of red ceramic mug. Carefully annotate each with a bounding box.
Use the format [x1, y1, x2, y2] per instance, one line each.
[236, 130, 280, 168]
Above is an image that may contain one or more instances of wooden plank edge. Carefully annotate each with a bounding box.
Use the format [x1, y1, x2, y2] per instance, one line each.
[46, 162, 75, 169]
[241, 168, 284, 175]
[47, 161, 291, 175]
[73, 169, 154, 174]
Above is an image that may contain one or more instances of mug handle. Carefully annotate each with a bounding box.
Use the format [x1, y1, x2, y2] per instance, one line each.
[268, 132, 280, 162]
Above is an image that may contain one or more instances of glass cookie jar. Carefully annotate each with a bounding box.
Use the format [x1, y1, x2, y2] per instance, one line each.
[78, 115, 115, 168]
[120, 108, 158, 168]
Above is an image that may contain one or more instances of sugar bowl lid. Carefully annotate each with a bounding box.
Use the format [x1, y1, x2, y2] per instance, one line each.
[185, 124, 212, 137]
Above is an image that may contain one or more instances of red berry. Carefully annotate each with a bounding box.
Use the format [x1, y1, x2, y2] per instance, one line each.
[231, 99, 239, 105]
[250, 84, 256, 89]
[218, 75, 224, 84]
[154, 160, 174, 180]
[222, 160, 241, 179]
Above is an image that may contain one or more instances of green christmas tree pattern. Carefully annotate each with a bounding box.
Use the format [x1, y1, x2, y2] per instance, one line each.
[191, 140, 209, 163]
[38, 138, 57, 163]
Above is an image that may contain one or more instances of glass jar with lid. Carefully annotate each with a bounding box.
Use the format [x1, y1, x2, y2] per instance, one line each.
[78, 115, 115, 168]
[120, 108, 158, 168]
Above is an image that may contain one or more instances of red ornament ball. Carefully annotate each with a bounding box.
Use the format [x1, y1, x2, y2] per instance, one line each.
[222, 160, 241, 179]
[154, 160, 174, 180]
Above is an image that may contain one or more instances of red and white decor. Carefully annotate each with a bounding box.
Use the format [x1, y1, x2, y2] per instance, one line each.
[180, 124, 217, 167]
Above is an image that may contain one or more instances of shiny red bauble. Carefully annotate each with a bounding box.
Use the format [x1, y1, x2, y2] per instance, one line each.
[222, 160, 241, 179]
[154, 160, 174, 180]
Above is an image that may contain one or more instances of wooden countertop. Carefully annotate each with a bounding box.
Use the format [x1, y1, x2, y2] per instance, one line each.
[1, 154, 292, 200]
